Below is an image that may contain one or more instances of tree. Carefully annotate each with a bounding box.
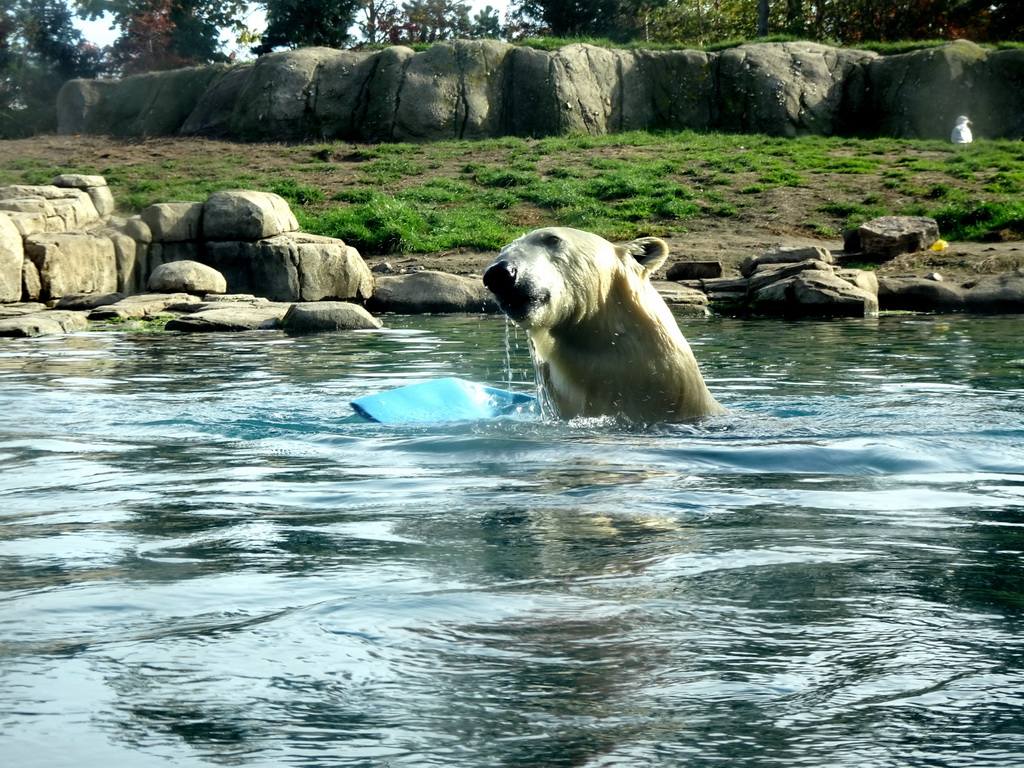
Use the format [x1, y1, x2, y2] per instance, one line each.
[77, 0, 250, 69]
[359, 0, 402, 44]
[471, 4, 502, 38]
[511, 0, 629, 38]
[254, 0, 362, 52]
[647, 0, 758, 45]
[644, 0, 1024, 46]
[106, 0, 186, 72]
[399, 0, 470, 43]
[1, 0, 101, 136]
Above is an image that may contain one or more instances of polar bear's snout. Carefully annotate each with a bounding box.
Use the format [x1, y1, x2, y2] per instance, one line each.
[484, 258, 551, 322]
[483, 259, 517, 295]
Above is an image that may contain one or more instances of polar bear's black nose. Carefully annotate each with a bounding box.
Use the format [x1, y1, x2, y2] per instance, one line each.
[483, 260, 517, 296]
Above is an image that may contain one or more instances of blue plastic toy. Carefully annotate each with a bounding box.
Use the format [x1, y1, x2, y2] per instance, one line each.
[351, 377, 537, 423]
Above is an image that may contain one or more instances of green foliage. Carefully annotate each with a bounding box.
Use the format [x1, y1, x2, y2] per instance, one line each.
[267, 179, 326, 205]
[932, 200, 1024, 242]
[297, 192, 513, 253]
[253, 0, 360, 53]
[509, 0, 1024, 49]
[359, 156, 427, 185]
[78, 0, 247, 73]
[11, 131, 1024, 255]
[815, 199, 889, 227]
[1, 0, 103, 137]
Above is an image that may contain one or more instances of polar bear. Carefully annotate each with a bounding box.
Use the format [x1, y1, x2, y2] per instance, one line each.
[483, 227, 725, 423]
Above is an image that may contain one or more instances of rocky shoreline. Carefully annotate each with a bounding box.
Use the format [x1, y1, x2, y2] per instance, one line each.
[2, 174, 1023, 338]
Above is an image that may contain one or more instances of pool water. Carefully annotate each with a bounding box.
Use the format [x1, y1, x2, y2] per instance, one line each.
[2, 313, 1023, 767]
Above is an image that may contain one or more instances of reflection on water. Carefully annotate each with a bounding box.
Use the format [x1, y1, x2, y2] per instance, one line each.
[1, 313, 1024, 767]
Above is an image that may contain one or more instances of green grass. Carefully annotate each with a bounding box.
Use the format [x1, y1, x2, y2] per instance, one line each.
[932, 200, 1024, 241]
[8, 130, 1024, 255]
[297, 192, 513, 253]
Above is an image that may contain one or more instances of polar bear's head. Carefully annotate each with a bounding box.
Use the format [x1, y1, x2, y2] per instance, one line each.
[482, 227, 669, 330]
[482, 227, 724, 422]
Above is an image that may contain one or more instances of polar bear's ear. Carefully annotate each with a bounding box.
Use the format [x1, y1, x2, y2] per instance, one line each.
[621, 237, 669, 276]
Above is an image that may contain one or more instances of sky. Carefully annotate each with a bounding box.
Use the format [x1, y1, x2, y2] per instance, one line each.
[74, 2, 510, 58]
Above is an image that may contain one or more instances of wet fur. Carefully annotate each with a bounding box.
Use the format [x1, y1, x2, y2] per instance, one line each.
[485, 227, 725, 422]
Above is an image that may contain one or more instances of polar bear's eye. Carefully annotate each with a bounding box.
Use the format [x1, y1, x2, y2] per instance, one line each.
[544, 233, 563, 248]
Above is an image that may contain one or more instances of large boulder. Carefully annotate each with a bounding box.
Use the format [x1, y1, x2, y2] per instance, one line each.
[851, 216, 940, 261]
[88, 292, 201, 320]
[984, 48, 1024, 141]
[545, 44, 629, 135]
[0, 184, 100, 232]
[57, 64, 231, 136]
[361, 46, 416, 140]
[97, 222, 149, 295]
[393, 40, 512, 141]
[281, 301, 383, 333]
[205, 233, 373, 302]
[53, 174, 116, 217]
[877, 276, 967, 312]
[751, 269, 878, 317]
[0, 213, 23, 303]
[179, 65, 254, 137]
[652, 281, 711, 315]
[202, 190, 299, 241]
[632, 48, 717, 132]
[860, 40, 991, 139]
[227, 48, 349, 140]
[147, 260, 227, 295]
[964, 272, 1024, 313]
[0, 309, 89, 337]
[718, 42, 876, 136]
[740, 245, 834, 277]
[142, 202, 204, 242]
[24, 232, 118, 300]
[746, 259, 835, 294]
[368, 270, 496, 313]
[22, 259, 42, 301]
[165, 302, 292, 332]
[310, 50, 383, 139]
[56, 78, 120, 135]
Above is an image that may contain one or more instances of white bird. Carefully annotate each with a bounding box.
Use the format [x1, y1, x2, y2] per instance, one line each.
[951, 115, 973, 144]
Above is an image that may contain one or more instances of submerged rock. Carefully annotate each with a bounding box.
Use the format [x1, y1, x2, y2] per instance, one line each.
[0, 309, 89, 337]
[368, 271, 497, 314]
[281, 301, 383, 333]
[164, 302, 292, 332]
[88, 292, 201, 320]
[964, 272, 1024, 313]
[878, 276, 967, 312]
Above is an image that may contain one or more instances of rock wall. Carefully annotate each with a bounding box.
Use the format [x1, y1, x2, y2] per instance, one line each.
[57, 39, 1024, 142]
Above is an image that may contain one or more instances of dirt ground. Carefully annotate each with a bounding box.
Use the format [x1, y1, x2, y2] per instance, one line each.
[5, 134, 1024, 280]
